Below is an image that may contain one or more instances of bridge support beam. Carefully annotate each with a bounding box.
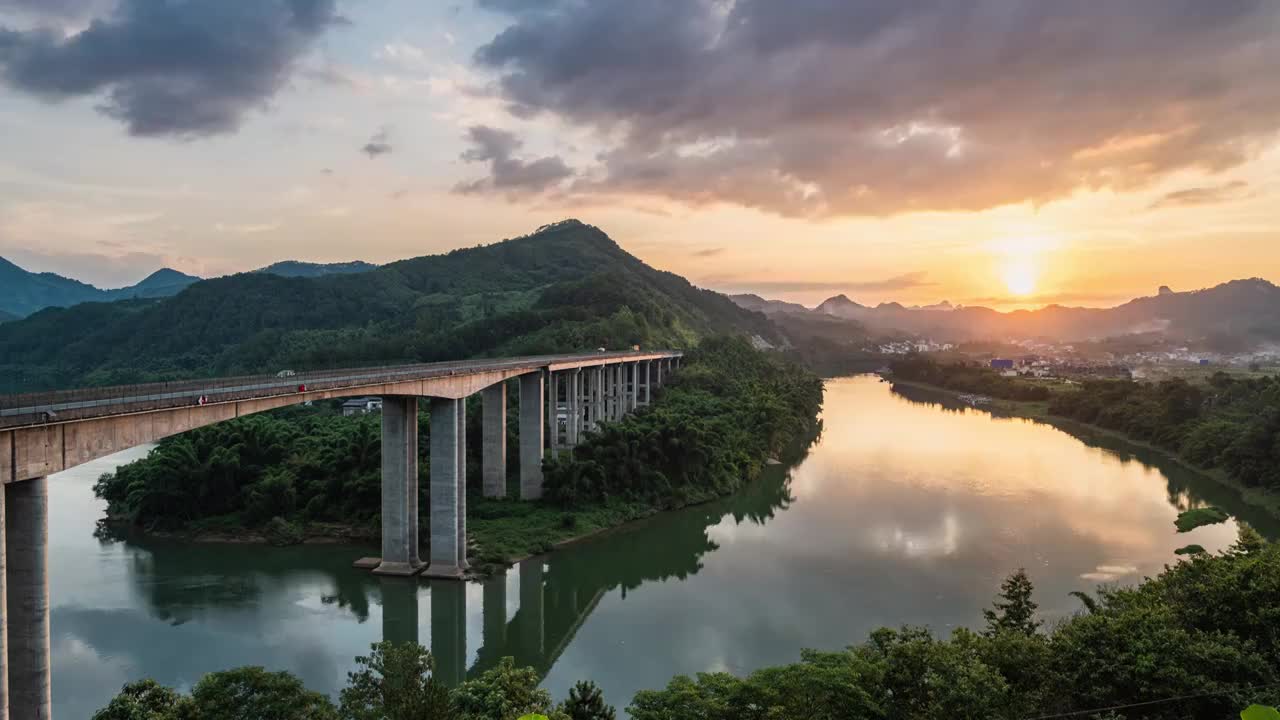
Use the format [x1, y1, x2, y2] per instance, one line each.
[545, 371, 559, 454]
[519, 373, 544, 500]
[629, 362, 639, 412]
[4, 477, 51, 720]
[457, 398, 468, 572]
[1, 482, 7, 720]
[375, 397, 422, 577]
[482, 384, 506, 498]
[426, 398, 464, 579]
[566, 370, 580, 447]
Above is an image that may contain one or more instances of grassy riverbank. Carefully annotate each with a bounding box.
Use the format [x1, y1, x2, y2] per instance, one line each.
[889, 376, 1280, 520]
[95, 337, 823, 573]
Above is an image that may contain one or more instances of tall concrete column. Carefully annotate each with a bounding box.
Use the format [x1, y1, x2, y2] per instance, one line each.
[376, 397, 422, 576]
[427, 398, 463, 579]
[629, 362, 639, 412]
[566, 369, 580, 446]
[519, 559, 544, 658]
[5, 477, 50, 720]
[1, 484, 7, 720]
[519, 373, 545, 500]
[639, 360, 649, 406]
[429, 579, 467, 686]
[546, 371, 559, 453]
[616, 364, 626, 418]
[592, 367, 605, 430]
[482, 383, 506, 498]
[457, 397, 468, 571]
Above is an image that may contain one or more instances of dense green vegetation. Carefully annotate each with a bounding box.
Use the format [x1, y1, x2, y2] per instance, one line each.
[93, 641, 617, 720]
[93, 336, 822, 570]
[890, 355, 1052, 401]
[95, 536, 1280, 719]
[0, 220, 777, 392]
[542, 336, 823, 509]
[892, 356, 1280, 498]
[1049, 372, 1280, 493]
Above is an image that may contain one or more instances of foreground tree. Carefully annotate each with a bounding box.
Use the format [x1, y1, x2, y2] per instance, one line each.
[339, 642, 453, 720]
[190, 667, 337, 720]
[453, 658, 562, 720]
[91, 679, 194, 720]
[983, 568, 1041, 636]
[560, 681, 616, 720]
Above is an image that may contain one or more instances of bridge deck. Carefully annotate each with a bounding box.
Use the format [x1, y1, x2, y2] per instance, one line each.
[0, 350, 680, 431]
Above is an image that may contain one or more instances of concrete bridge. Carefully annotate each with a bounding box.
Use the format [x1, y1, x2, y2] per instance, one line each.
[0, 350, 681, 719]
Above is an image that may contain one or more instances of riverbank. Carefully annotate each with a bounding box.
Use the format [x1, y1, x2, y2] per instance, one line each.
[889, 377, 1280, 520]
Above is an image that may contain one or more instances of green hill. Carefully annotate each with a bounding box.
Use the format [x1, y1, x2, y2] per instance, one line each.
[0, 220, 778, 392]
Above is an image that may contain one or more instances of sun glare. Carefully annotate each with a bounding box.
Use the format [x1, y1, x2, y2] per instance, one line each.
[1002, 257, 1038, 296]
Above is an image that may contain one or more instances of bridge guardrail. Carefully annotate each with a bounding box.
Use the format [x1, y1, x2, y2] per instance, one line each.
[0, 351, 678, 430]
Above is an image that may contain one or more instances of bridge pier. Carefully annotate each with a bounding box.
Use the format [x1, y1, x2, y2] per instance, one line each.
[567, 369, 581, 447]
[426, 398, 464, 579]
[375, 397, 422, 576]
[545, 371, 560, 455]
[519, 373, 544, 500]
[4, 477, 51, 720]
[1, 481, 7, 720]
[457, 397, 468, 572]
[482, 384, 506, 498]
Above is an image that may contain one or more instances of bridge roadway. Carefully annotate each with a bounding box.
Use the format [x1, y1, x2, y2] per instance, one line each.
[0, 349, 682, 720]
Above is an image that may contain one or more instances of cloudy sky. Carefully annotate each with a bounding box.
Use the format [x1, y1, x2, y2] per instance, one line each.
[0, 0, 1277, 308]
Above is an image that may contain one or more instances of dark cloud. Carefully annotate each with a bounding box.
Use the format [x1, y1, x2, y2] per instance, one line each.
[472, 0, 1280, 217]
[362, 128, 392, 157]
[455, 124, 572, 196]
[0, 0, 343, 138]
[692, 247, 725, 258]
[1149, 180, 1249, 209]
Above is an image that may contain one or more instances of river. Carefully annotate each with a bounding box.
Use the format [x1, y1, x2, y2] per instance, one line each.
[47, 375, 1275, 717]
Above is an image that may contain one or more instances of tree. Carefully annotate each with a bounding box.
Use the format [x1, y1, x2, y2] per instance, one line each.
[983, 568, 1041, 636]
[339, 642, 453, 720]
[453, 658, 559, 720]
[560, 681, 616, 720]
[91, 679, 194, 720]
[190, 667, 337, 720]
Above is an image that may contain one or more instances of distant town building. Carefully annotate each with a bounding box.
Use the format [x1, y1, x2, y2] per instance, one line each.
[990, 358, 1015, 370]
[342, 397, 383, 416]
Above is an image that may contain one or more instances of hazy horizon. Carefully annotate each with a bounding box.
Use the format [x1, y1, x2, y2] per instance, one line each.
[2, 1, 1279, 311]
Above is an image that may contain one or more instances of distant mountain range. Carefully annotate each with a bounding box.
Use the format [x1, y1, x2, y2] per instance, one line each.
[0, 257, 380, 318]
[0, 257, 201, 318]
[733, 279, 1280, 347]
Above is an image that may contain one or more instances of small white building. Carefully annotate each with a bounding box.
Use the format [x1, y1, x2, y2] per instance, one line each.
[341, 397, 384, 416]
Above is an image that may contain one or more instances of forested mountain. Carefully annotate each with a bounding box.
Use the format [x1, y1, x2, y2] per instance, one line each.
[0, 257, 200, 318]
[253, 260, 378, 278]
[0, 220, 778, 392]
[737, 279, 1280, 346]
[0, 309, 16, 324]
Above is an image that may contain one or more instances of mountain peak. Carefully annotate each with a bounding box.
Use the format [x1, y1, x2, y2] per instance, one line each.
[254, 260, 379, 278]
[133, 268, 201, 289]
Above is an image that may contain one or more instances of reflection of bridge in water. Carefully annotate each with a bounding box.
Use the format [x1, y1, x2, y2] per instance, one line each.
[332, 465, 804, 688]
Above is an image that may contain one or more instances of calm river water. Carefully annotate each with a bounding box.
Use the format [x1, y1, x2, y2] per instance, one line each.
[48, 375, 1276, 717]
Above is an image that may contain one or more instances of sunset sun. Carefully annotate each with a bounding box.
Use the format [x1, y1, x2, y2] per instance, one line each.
[1002, 257, 1039, 296]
